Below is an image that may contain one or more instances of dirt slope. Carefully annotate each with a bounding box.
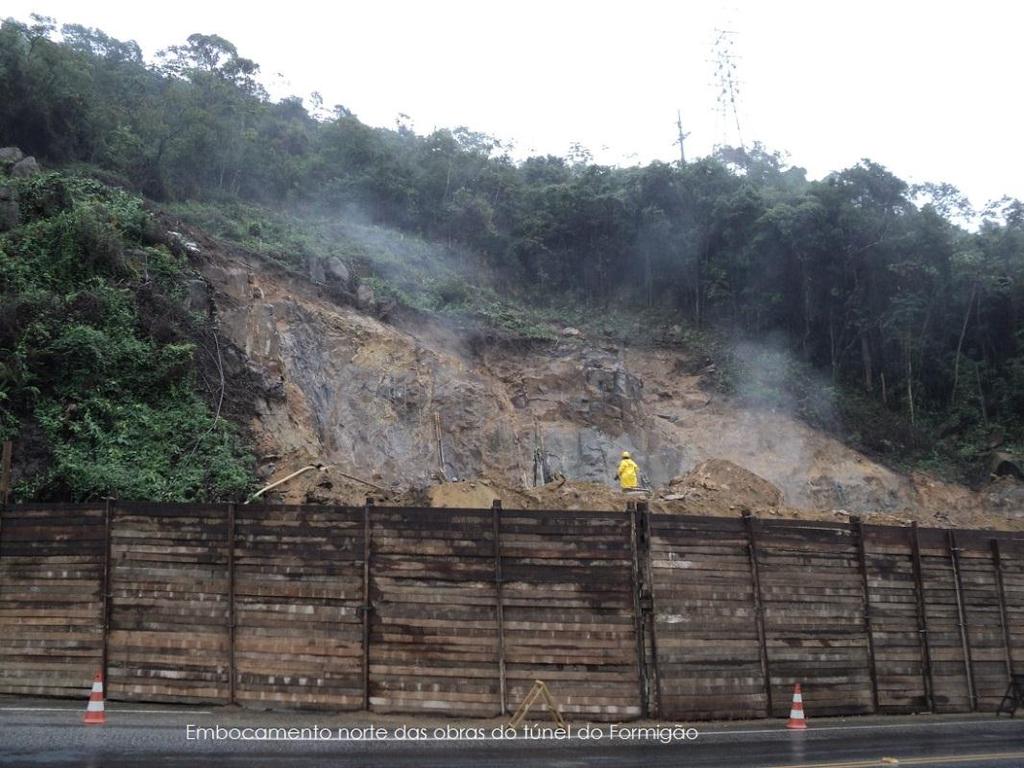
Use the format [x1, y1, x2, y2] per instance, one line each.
[187, 231, 1024, 531]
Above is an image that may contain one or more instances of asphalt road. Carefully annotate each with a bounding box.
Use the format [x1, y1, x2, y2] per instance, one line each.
[1, 698, 1023, 768]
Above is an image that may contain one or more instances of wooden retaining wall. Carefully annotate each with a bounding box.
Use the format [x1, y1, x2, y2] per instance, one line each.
[643, 513, 1024, 721]
[369, 505, 500, 717]
[1, 500, 1022, 721]
[0, 503, 105, 698]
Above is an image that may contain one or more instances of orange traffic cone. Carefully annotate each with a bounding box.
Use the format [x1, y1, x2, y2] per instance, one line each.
[83, 671, 106, 725]
[787, 682, 807, 729]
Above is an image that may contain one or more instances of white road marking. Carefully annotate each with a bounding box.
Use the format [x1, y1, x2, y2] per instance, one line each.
[0, 707, 212, 714]
[700, 719, 1024, 737]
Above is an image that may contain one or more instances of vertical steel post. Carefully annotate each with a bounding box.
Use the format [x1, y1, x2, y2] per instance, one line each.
[638, 502, 662, 718]
[492, 499, 507, 715]
[743, 511, 773, 717]
[947, 530, 977, 711]
[990, 539, 1014, 680]
[851, 517, 880, 712]
[101, 498, 114, 688]
[627, 502, 649, 718]
[226, 502, 236, 704]
[361, 498, 373, 711]
[909, 523, 936, 712]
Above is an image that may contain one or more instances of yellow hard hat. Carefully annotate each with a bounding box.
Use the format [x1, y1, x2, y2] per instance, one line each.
[621, 451, 631, 459]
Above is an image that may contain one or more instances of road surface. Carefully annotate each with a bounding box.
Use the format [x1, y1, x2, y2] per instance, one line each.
[1, 697, 1022, 767]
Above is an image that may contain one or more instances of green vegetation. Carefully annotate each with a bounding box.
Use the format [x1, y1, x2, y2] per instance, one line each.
[165, 199, 562, 340]
[2, 15, 1024, 488]
[0, 172, 252, 501]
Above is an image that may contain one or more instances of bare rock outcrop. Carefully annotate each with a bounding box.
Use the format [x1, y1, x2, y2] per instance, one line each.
[10, 156, 39, 178]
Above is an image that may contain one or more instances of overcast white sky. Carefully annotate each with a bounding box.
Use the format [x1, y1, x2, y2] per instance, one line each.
[4, 0, 1023, 207]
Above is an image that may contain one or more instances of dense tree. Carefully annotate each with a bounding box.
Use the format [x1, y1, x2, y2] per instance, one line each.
[3, 17, 1024, 466]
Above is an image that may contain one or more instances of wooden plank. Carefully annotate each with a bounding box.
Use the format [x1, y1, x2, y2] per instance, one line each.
[648, 508, 768, 722]
[861, 525, 929, 713]
[367, 501, 501, 719]
[107, 503, 231, 704]
[493, 509, 638, 722]
[229, 501, 364, 712]
[0, 504, 105, 699]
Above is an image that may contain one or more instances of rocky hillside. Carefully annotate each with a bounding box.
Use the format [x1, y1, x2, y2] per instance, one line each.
[2, 154, 1020, 530]
[5, 19, 1024, 530]
[175, 215, 1024, 530]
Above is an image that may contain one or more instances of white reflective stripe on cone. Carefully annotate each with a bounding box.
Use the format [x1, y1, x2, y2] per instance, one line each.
[86, 701, 104, 712]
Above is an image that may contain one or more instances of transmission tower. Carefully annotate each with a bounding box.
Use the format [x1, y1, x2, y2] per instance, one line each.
[711, 27, 745, 151]
[675, 110, 690, 165]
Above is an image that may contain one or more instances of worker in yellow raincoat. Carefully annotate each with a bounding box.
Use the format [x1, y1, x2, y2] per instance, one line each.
[615, 451, 640, 491]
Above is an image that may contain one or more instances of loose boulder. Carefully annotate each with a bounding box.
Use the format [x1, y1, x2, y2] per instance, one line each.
[324, 257, 350, 285]
[10, 156, 40, 178]
[166, 231, 201, 257]
[356, 281, 376, 310]
[0, 147, 24, 170]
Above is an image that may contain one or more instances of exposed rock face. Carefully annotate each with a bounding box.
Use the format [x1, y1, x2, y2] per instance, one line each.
[0, 148, 29, 230]
[356, 281, 375, 309]
[0, 147, 24, 168]
[184, 278, 211, 314]
[185, 225, 1024, 529]
[10, 156, 39, 178]
[204, 256, 522, 489]
[324, 257, 350, 285]
[166, 231, 201, 257]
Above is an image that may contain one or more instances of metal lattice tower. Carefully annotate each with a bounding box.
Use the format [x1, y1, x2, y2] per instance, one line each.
[675, 110, 690, 165]
[711, 27, 745, 152]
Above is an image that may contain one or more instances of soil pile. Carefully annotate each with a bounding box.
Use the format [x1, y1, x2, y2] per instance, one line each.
[654, 459, 783, 516]
[426, 481, 503, 509]
[522, 479, 632, 512]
